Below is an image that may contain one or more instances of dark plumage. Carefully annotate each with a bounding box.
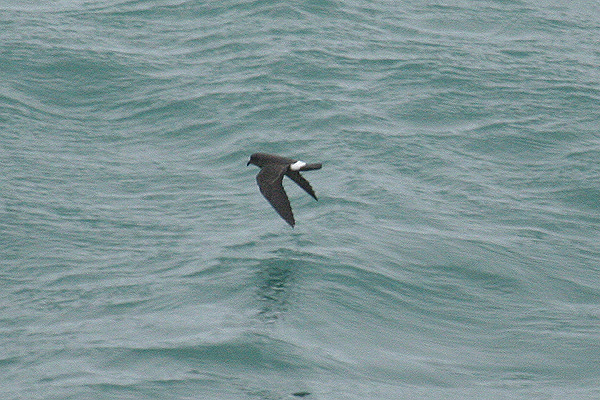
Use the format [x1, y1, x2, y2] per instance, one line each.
[247, 153, 322, 227]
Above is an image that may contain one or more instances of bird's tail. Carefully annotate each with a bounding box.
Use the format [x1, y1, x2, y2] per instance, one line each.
[299, 163, 322, 171]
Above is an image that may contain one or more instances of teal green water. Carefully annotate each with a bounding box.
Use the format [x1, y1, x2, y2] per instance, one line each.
[2, 1, 600, 399]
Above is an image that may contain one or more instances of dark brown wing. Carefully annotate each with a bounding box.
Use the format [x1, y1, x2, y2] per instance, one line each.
[286, 171, 318, 200]
[256, 165, 295, 227]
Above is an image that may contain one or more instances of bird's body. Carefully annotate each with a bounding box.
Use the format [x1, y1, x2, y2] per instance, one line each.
[247, 153, 322, 227]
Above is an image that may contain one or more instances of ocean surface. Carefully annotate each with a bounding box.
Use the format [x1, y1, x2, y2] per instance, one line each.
[2, 0, 600, 399]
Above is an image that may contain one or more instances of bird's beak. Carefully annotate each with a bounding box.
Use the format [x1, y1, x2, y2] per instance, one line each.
[246, 161, 251, 166]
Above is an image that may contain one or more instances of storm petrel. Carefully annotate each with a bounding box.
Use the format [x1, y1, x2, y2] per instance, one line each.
[247, 153, 322, 227]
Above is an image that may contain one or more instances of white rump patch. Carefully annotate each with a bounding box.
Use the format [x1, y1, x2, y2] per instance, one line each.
[289, 160, 306, 171]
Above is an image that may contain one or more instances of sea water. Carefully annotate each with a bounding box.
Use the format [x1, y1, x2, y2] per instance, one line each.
[1, 1, 600, 399]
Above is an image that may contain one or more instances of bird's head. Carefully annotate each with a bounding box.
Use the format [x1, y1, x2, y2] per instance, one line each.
[247, 153, 267, 167]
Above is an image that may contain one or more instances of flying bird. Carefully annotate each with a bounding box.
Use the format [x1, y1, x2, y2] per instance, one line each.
[247, 152, 322, 227]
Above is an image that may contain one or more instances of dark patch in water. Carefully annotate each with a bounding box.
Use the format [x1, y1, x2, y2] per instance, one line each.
[292, 391, 311, 397]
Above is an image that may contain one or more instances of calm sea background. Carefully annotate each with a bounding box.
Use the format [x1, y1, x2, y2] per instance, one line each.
[2, 0, 600, 399]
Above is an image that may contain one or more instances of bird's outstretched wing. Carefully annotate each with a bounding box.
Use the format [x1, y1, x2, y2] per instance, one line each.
[286, 171, 318, 201]
[256, 165, 295, 227]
